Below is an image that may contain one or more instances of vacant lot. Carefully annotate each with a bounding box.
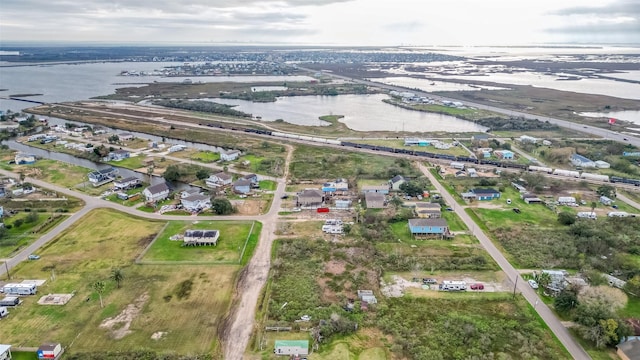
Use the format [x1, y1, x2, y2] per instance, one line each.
[142, 220, 261, 264]
[13, 159, 91, 189]
[0, 212, 68, 258]
[1, 209, 236, 358]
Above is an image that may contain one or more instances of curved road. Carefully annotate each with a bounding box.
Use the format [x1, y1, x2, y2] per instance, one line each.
[418, 163, 591, 360]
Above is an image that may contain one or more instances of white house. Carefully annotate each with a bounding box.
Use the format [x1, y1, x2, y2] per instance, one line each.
[114, 176, 141, 190]
[143, 183, 170, 203]
[220, 149, 241, 161]
[206, 172, 233, 188]
[518, 135, 537, 144]
[389, 175, 407, 191]
[181, 194, 211, 212]
[118, 132, 134, 141]
[15, 153, 36, 165]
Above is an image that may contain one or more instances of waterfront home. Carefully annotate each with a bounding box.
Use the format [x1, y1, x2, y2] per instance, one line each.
[143, 183, 170, 203]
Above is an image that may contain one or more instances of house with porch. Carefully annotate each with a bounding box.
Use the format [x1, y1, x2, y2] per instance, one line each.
[408, 218, 450, 238]
[143, 183, 170, 203]
[88, 167, 117, 184]
[470, 188, 500, 201]
[105, 149, 130, 162]
[114, 176, 141, 190]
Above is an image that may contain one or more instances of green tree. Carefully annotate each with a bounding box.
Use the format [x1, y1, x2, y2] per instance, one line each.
[211, 198, 234, 215]
[554, 290, 578, 313]
[13, 219, 24, 228]
[24, 212, 39, 224]
[163, 165, 181, 182]
[110, 268, 125, 289]
[195, 168, 210, 181]
[108, 134, 120, 144]
[399, 181, 423, 197]
[557, 211, 576, 226]
[92, 281, 106, 308]
[624, 275, 640, 296]
[596, 185, 616, 199]
[536, 271, 552, 289]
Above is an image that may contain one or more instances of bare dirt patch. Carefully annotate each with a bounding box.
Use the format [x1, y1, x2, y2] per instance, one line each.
[325, 260, 346, 275]
[99, 292, 149, 339]
[37, 293, 74, 305]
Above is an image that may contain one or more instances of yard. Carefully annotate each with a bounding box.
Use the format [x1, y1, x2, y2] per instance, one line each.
[142, 220, 261, 264]
[0, 209, 236, 357]
[0, 212, 69, 258]
[12, 159, 91, 189]
[106, 155, 144, 169]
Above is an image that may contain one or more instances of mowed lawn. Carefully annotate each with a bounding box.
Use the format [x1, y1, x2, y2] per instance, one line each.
[143, 220, 262, 263]
[14, 159, 91, 188]
[1, 209, 237, 356]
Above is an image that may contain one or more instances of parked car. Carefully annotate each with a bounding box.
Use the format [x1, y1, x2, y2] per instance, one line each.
[446, 207, 454, 211]
[280, 195, 289, 199]
[28, 254, 40, 260]
[470, 283, 484, 290]
[528, 279, 539, 289]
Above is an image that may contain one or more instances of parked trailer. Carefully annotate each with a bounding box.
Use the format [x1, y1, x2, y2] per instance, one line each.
[0, 296, 20, 307]
[580, 173, 610, 182]
[552, 169, 580, 178]
[529, 165, 553, 174]
[439, 280, 467, 291]
[1, 283, 37, 295]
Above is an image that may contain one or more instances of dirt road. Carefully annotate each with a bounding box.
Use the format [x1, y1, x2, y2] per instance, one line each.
[221, 145, 292, 360]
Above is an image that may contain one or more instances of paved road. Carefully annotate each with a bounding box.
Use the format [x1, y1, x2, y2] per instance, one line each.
[418, 163, 591, 360]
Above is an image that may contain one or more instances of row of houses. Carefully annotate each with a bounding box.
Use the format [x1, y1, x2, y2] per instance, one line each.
[205, 172, 259, 194]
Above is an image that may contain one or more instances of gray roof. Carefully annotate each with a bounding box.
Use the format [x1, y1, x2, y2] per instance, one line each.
[408, 218, 448, 227]
[390, 175, 406, 184]
[617, 339, 640, 359]
[234, 179, 252, 187]
[299, 189, 323, 198]
[116, 176, 139, 183]
[182, 194, 210, 202]
[214, 172, 232, 180]
[365, 192, 385, 201]
[185, 229, 218, 238]
[472, 188, 499, 194]
[145, 182, 169, 195]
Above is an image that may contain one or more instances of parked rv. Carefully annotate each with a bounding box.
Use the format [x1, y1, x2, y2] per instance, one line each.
[0, 296, 20, 307]
[439, 280, 467, 291]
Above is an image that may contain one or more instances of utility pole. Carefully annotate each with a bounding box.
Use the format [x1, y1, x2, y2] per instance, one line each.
[512, 276, 518, 299]
[4, 261, 10, 280]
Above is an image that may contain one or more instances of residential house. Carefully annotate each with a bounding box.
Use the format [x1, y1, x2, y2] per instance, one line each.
[232, 179, 252, 194]
[242, 173, 259, 186]
[495, 150, 514, 160]
[88, 167, 117, 184]
[470, 188, 501, 201]
[114, 176, 141, 190]
[118, 132, 134, 141]
[322, 178, 349, 194]
[296, 189, 324, 208]
[408, 218, 450, 238]
[471, 134, 489, 142]
[206, 172, 233, 188]
[183, 229, 219, 246]
[617, 338, 640, 360]
[365, 192, 385, 209]
[361, 184, 389, 194]
[180, 188, 202, 198]
[14, 153, 36, 165]
[0, 344, 11, 360]
[273, 340, 309, 357]
[450, 162, 465, 170]
[220, 149, 241, 161]
[570, 154, 596, 168]
[143, 183, 170, 203]
[181, 194, 211, 212]
[105, 149, 130, 162]
[415, 202, 442, 218]
[389, 175, 407, 191]
[334, 199, 351, 209]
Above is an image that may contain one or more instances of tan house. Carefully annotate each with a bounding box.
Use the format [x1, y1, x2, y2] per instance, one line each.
[296, 189, 324, 208]
[415, 202, 442, 218]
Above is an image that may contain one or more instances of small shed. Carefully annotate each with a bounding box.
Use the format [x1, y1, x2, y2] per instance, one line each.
[273, 340, 309, 356]
[600, 196, 613, 206]
[37, 343, 63, 360]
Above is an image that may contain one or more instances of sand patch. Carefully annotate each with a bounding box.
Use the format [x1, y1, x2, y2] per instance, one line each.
[99, 292, 149, 339]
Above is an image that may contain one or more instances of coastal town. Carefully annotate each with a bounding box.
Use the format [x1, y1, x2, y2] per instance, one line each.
[0, 45, 639, 360]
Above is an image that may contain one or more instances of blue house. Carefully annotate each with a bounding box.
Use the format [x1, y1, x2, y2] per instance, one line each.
[495, 150, 514, 160]
[233, 179, 252, 194]
[471, 188, 501, 201]
[408, 218, 450, 238]
[322, 182, 337, 193]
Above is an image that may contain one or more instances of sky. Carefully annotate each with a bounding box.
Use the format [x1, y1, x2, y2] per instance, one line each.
[1, 0, 638, 45]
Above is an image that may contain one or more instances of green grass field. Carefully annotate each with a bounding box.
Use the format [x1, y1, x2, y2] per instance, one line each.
[191, 150, 220, 163]
[0, 213, 68, 258]
[14, 159, 91, 188]
[142, 220, 261, 264]
[1, 209, 237, 357]
[107, 156, 143, 169]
